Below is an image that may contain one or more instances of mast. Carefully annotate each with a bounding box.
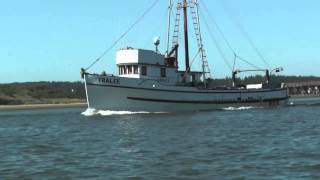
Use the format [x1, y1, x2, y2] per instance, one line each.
[183, 0, 190, 72]
[166, 0, 173, 53]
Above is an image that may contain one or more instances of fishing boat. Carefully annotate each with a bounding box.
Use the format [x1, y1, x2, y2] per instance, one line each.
[81, 0, 289, 112]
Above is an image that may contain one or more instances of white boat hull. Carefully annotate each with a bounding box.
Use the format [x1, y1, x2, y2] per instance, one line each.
[84, 74, 289, 112]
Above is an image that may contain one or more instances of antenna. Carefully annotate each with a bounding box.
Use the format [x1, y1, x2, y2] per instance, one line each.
[154, 36, 160, 53]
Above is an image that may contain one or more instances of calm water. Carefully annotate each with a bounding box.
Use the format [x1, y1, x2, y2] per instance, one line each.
[0, 99, 320, 179]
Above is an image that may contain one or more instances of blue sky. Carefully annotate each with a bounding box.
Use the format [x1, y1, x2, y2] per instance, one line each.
[1, 0, 320, 83]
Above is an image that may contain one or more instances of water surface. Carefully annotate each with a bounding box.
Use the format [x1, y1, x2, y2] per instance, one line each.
[0, 99, 320, 179]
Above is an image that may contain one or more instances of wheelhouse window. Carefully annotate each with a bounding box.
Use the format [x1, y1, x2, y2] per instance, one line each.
[192, 74, 196, 82]
[127, 65, 132, 74]
[160, 68, 166, 77]
[133, 65, 138, 74]
[119, 66, 126, 75]
[119, 65, 139, 75]
[141, 66, 147, 76]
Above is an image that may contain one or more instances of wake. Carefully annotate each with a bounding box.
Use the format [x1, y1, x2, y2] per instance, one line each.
[81, 108, 166, 116]
[221, 106, 258, 111]
[81, 106, 261, 116]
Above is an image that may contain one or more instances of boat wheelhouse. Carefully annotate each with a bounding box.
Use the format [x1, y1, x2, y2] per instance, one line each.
[116, 48, 202, 85]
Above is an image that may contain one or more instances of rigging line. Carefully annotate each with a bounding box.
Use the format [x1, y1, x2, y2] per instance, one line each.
[201, 0, 263, 71]
[85, 0, 160, 71]
[238, 25, 271, 69]
[184, 48, 201, 75]
[200, 10, 233, 71]
[236, 55, 261, 70]
[200, 1, 237, 56]
[220, 1, 271, 69]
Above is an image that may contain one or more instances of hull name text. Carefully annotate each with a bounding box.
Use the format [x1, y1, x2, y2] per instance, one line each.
[98, 78, 120, 84]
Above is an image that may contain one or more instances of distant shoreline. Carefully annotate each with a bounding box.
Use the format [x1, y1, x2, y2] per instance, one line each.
[0, 103, 87, 111]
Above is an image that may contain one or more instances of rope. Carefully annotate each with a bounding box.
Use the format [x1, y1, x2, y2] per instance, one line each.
[220, 1, 271, 69]
[201, 10, 233, 71]
[236, 55, 261, 70]
[185, 48, 201, 74]
[200, 0, 264, 71]
[237, 25, 271, 69]
[200, 1, 237, 55]
[85, 0, 160, 71]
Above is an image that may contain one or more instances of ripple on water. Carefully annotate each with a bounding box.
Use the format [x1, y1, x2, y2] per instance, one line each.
[0, 105, 320, 179]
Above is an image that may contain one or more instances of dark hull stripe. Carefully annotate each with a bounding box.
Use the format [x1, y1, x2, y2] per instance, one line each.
[87, 83, 288, 94]
[127, 97, 289, 104]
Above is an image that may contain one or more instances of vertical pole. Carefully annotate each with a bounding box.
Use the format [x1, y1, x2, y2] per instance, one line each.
[166, 0, 173, 54]
[266, 70, 270, 84]
[183, 0, 190, 72]
[83, 74, 90, 108]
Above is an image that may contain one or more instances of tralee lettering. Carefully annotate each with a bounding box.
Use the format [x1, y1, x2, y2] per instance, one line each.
[99, 78, 120, 84]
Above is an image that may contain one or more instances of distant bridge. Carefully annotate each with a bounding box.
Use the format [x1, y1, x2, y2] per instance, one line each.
[286, 81, 320, 95]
